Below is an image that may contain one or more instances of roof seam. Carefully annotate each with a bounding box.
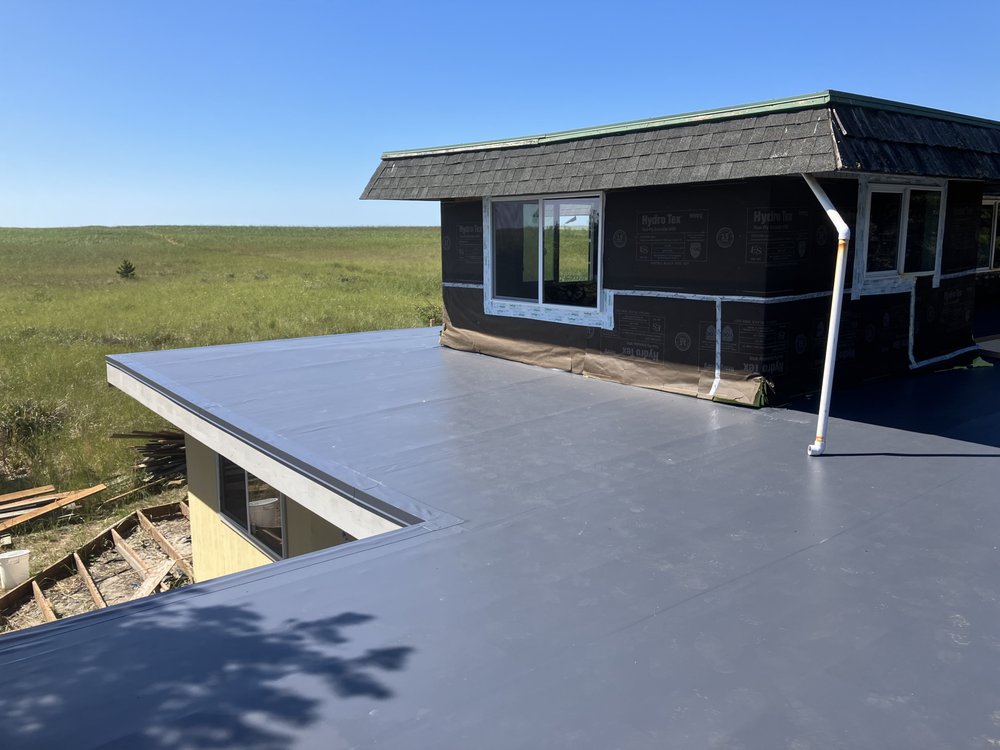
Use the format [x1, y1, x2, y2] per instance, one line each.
[827, 107, 846, 171]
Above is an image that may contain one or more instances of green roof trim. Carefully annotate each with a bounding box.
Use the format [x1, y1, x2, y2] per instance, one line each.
[381, 90, 1000, 159]
[823, 90, 1000, 130]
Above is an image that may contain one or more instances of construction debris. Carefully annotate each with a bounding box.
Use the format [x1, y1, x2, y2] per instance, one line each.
[111, 429, 186, 481]
[0, 501, 192, 633]
[0, 484, 106, 533]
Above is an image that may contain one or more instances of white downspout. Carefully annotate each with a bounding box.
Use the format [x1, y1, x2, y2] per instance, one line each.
[802, 174, 851, 457]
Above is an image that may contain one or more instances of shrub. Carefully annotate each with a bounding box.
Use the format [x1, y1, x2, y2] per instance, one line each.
[117, 259, 136, 279]
[416, 301, 443, 327]
[0, 399, 67, 480]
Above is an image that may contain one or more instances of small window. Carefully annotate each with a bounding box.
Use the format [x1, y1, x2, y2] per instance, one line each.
[219, 456, 285, 558]
[493, 199, 540, 301]
[864, 185, 944, 278]
[490, 195, 602, 311]
[543, 198, 599, 307]
[978, 199, 1000, 271]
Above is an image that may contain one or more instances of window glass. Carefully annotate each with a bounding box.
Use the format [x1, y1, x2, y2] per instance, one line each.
[220, 457, 247, 528]
[903, 190, 941, 273]
[493, 200, 539, 300]
[977, 203, 995, 269]
[866, 191, 902, 273]
[542, 198, 599, 307]
[219, 457, 285, 558]
[247, 473, 283, 556]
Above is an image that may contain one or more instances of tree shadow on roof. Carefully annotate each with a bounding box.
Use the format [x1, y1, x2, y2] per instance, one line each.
[785, 353, 1000, 452]
[0, 603, 413, 750]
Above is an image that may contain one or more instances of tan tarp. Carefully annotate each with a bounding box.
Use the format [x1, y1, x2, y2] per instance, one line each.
[440, 287, 766, 406]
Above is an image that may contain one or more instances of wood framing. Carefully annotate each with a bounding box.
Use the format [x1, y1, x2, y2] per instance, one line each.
[73, 552, 107, 609]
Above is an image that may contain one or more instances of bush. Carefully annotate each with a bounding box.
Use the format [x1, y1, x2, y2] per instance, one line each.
[416, 301, 443, 327]
[0, 399, 66, 481]
[116, 259, 136, 279]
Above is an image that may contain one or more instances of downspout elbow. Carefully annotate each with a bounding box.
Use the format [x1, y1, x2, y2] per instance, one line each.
[801, 173, 851, 458]
[802, 173, 851, 241]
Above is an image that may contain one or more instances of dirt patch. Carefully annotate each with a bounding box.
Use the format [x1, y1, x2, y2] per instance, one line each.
[45, 573, 96, 619]
[156, 515, 192, 558]
[1, 598, 45, 633]
[88, 543, 142, 605]
[160, 568, 191, 592]
[123, 526, 169, 570]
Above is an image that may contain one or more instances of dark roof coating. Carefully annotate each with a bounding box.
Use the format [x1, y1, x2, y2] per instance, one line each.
[361, 91, 1000, 200]
[834, 103, 1000, 179]
[3, 328, 1000, 749]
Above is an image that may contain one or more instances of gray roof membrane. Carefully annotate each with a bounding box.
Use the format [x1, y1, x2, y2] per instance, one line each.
[3, 328, 1000, 749]
[362, 98, 1000, 201]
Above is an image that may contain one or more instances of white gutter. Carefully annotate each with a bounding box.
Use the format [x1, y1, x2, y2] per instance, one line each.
[802, 174, 851, 457]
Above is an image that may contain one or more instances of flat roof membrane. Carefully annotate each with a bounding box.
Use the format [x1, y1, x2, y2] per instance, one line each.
[2, 328, 999, 748]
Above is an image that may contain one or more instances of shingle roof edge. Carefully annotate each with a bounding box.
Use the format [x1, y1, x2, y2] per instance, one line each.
[379, 91, 1000, 160]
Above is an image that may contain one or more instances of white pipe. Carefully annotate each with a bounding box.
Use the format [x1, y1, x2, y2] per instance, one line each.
[802, 174, 851, 457]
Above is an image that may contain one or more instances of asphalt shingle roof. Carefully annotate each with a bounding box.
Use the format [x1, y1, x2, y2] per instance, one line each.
[361, 92, 1000, 200]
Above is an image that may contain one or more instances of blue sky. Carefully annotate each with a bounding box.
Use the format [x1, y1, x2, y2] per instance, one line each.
[1, 1, 998, 227]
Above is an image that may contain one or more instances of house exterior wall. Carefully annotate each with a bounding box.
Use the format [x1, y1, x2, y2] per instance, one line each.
[285, 500, 353, 558]
[186, 435, 271, 581]
[185, 435, 353, 581]
[439, 175, 981, 404]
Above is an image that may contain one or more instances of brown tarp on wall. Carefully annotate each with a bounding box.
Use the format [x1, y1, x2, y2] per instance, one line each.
[440, 286, 766, 405]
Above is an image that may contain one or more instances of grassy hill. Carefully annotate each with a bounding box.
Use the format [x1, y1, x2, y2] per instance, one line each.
[0, 226, 441, 493]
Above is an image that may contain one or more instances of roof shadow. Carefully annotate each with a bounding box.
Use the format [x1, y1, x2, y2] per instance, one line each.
[0, 603, 414, 750]
[783, 352, 1000, 454]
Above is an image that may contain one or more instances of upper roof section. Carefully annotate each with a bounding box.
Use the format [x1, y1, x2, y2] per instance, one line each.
[361, 91, 1000, 200]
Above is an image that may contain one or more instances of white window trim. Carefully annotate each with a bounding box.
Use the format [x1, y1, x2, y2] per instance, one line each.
[978, 197, 1000, 273]
[218, 455, 288, 560]
[852, 176, 947, 299]
[483, 193, 613, 329]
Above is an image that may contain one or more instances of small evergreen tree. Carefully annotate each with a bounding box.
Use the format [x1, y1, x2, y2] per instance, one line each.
[117, 258, 136, 279]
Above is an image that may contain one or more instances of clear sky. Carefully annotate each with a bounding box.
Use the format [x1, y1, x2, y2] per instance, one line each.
[2, 1, 998, 227]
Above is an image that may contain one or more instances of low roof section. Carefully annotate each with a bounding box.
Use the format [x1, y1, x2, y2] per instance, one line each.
[362, 90, 1000, 200]
[2, 328, 1000, 748]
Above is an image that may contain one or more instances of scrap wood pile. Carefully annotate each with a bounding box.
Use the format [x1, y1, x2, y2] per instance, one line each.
[0, 483, 107, 533]
[112, 429, 186, 481]
[0, 501, 193, 634]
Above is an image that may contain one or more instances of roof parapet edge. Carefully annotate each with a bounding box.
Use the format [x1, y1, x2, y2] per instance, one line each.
[381, 90, 1000, 160]
[825, 90, 1000, 131]
[381, 92, 834, 159]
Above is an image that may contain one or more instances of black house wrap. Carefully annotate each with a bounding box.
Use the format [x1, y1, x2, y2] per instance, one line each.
[366, 92, 1000, 404]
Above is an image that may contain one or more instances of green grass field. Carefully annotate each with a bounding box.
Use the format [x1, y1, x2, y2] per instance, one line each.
[0, 226, 441, 495]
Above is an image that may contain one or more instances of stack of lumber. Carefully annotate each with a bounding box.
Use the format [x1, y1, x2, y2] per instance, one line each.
[111, 429, 186, 481]
[0, 484, 106, 533]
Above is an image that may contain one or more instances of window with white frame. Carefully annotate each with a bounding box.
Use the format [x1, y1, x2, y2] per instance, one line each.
[490, 195, 602, 310]
[977, 198, 1000, 271]
[864, 184, 945, 278]
[219, 456, 285, 558]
